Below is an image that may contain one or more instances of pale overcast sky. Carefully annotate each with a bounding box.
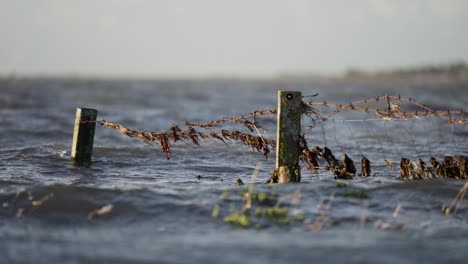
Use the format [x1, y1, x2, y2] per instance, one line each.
[1, 0, 467, 78]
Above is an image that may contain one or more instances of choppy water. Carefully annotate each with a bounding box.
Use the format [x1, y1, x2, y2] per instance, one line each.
[1, 78, 467, 263]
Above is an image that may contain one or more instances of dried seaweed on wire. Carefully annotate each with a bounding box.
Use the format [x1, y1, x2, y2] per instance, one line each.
[321, 147, 339, 168]
[400, 158, 414, 180]
[332, 154, 356, 180]
[460, 156, 468, 179]
[360, 156, 371, 177]
[299, 136, 320, 170]
[418, 159, 432, 179]
[442, 155, 460, 179]
[96, 120, 275, 159]
[302, 95, 467, 133]
[180, 108, 277, 132]
[430, 156, 443, 176]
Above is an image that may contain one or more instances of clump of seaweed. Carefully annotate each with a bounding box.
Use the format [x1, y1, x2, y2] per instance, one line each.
[360, 156, 371, 177]
[460, 156, 468, 179]
[442, 155, 460, 178]
[299, 141, 358, 180]
[400, 158, 415, 180]
[400, 155, 466, 180]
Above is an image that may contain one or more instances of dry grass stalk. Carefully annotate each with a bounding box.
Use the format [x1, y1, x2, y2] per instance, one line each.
[276, 188, 302, 207]
[360, 200, 369, 228]
[305, 192, 335, 231]
[245, 162, 263, 209]
[392, 203, 402, 220]
[442, 182, 468, 215]
[374, 203, 407, 230]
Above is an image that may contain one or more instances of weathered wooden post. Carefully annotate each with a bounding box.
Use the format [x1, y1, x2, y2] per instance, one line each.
[71, 108, 97, 166]
[275, 91, 302, 183]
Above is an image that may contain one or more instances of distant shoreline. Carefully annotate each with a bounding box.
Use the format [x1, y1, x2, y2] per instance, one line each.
[1, 62, 467, 85]
[276, 62, 468, 84]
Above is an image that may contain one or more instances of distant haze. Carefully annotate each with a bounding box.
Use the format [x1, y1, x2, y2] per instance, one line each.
[1, 0, 467, 78]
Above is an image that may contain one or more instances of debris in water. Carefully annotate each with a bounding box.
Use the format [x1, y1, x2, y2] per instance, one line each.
[392, 203, 402, 220]
[16, 208, 25, 219]
[88, 204, 113, 221]
[236, 178, 244, 186]
[32, 193, 54, 207]
[385, 159, 394, 168]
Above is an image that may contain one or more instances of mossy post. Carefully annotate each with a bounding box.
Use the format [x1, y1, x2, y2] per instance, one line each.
[275, 91, 301, 183]
[71, 108, 97, 166]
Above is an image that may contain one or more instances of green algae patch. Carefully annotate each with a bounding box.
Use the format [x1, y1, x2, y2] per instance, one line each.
[211, 204, 220, 219]
[344, 190, 370, 199]
[336, 181, 348, 188]
[224, 211, 250, 227]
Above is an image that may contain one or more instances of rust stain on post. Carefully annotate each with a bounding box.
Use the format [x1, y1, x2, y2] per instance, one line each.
[72, 108, 97, 166]
[275, 91, 301, 183]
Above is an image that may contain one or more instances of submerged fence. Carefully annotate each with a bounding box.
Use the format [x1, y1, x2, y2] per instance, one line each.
[71, 91, 468, 182]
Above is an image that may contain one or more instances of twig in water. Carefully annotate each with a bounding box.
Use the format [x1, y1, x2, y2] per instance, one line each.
[88, 204, 113, 221]
[32, 192, 54, 207]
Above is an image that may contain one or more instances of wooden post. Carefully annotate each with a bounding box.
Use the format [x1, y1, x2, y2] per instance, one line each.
[276, 91, 302, 183]
[72, 108, 97, 166]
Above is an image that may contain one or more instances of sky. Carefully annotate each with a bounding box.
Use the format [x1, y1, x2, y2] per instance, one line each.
[1, 0, 467, 78]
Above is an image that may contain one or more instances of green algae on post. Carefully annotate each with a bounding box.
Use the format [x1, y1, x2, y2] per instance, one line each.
[274, 91, 302, 183]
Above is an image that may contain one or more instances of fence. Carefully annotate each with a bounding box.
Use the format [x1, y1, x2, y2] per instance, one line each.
[71, 91, 468, 182]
